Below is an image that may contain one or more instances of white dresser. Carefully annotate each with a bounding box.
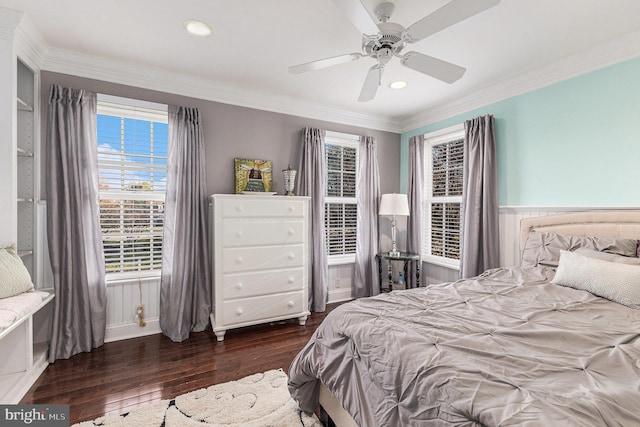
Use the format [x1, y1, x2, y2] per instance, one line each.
[209, 194, 310, 341]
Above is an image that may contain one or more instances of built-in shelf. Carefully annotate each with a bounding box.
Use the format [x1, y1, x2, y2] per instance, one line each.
[17, 147, 33, 157]
[0, 293, 54, 404]
[16, 97, 33, 112]
[16, 58, 37, 290]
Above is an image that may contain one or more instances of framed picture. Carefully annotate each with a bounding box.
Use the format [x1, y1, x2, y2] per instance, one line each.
[234, 158, 273, 193]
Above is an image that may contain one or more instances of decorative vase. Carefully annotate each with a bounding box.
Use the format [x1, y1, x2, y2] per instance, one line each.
[282, 164, 297, 196]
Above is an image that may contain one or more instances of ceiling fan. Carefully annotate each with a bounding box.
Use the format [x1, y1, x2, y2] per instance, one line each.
[289, 0, 500, 102]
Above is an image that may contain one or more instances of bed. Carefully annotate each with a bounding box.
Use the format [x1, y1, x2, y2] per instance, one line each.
[288, 211, 640, 426]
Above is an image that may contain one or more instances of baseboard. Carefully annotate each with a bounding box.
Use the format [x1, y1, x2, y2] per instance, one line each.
[105, 319, 161, 343]
[328, 288, 353, 304]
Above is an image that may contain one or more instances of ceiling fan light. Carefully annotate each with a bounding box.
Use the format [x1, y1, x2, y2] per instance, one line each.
[390, 81, 407, 89]
[184, 20, 212, 37]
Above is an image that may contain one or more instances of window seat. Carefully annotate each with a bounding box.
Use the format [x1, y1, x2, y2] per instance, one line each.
[0, 290, 54, 403]
[0, 291, 51, 333]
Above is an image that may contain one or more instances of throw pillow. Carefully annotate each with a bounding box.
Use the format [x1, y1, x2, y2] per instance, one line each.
[0, 245, 34, 299]
[552, 250, 640, 309]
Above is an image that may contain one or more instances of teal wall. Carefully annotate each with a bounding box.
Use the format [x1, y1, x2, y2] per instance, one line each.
[400, 56, 640, 206]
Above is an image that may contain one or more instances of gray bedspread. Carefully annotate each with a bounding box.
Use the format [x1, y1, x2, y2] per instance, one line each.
[288, 267, 640, 426]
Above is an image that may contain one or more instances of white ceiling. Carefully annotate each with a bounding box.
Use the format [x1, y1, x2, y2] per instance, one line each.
[4, 0, 640, 132]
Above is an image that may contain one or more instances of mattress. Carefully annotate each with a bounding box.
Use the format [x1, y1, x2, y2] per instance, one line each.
[288, 266, 640, 426]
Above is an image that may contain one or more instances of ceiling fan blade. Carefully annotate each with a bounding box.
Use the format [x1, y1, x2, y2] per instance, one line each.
[330, 0, 380, 35]
[405, 0, 500, 42]
[358, 65, 383, 102]
[288, 53, 362, 74]
[401, 52, 466, 83]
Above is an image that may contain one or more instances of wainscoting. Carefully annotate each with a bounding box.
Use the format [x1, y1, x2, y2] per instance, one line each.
[37, 205, 639, 342]
[328, 263, 355, 303]
[104, 277, 162, 342]
[101, 205, 640, 339]
[498, 207, 572, 268]
[422, 206, 640, 286]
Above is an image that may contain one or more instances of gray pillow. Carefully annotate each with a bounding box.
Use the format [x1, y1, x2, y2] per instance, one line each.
[574, 248, 640, 266]
[0, 245, 34, 299]
[521, 231, 638, 268]
[552, 250, 640, 309]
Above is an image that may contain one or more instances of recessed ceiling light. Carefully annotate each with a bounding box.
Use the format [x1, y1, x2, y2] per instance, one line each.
[184, 20, 212, 37]
[390, 81, 407, 89]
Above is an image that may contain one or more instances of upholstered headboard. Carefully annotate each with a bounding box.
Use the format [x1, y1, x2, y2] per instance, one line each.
[519, 211, 640, 256]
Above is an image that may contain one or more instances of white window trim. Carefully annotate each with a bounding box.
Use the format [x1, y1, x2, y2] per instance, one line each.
[105, 270, 161, 285]
[97, 94, 168, 122]
[325, 131, 359, 265]
[423, 124, 464, 270]
[97, 95, 168, 279]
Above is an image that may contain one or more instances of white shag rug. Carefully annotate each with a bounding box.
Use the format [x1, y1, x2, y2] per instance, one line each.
[73, 369, 321, 427]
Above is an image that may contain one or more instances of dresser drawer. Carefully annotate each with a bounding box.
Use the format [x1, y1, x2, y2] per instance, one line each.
[222, 198, 306, 218]
[222, 245, 304, 273]
[222, 268, 304, 299]
[222, 220, 303, 247]
[222, 291, 305, 326]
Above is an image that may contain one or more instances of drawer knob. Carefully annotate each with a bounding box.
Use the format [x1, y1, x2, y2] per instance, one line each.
[236, 308, 244, 316]
[235, 282, 243, 290]
[288, 229, 295, 236]
[236, 231, 243, 238]
[288, 277, 295, 284]
[288, 253, 295, 260]
[236, 205, 244, 212]
[236, 256, 243, 264]
[288, 206, 295, 212]
[287, 300, 295, 308]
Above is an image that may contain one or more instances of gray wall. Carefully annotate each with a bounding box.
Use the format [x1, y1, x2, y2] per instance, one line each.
[40, 72, 401, 199]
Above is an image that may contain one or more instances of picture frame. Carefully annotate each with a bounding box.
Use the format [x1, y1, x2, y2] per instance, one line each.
[234, 158, 273, 193]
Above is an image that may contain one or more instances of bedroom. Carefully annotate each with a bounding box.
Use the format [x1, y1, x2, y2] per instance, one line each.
[1, 0, 640, 425]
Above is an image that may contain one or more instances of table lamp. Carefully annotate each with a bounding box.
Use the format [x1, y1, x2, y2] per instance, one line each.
[379, 193, 410, 257]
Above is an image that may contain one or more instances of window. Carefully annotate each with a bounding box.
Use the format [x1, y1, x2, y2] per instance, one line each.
[324, 131, 359, 264]
[423, 125, 465, 269]
[96, 95, 168, 279]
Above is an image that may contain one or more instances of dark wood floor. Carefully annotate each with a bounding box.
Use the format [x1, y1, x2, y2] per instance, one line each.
[21, 303, 342, 425]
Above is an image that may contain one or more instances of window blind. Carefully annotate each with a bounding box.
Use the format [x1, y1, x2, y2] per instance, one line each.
[429, 202, 462, 260]
[423, 130, 464, 267]
[97, 100, 168, 277]
[326, 144, 356, 198]
[324, 133, 358, 260]
[325, 202, 357, 255]
[431, 139, 463, 197]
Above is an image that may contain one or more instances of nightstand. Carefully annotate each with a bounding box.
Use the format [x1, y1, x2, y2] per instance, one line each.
[376, 252, 421, 292]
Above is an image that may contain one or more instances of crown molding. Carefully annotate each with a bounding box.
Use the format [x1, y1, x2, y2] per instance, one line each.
[24, 14, 640, 136]
[43, 47, 402, 133]
[0, 7, 22, 42]
[0, 7, 48, 70]
[399, 28, 640, 133]
[13, 13, 47, 71]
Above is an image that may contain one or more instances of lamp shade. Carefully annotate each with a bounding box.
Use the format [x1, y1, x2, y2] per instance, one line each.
[379, 193, 410, 216]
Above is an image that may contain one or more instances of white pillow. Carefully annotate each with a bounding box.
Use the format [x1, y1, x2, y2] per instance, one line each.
[574, 248, 640, 266]
[552, 250, 640, 309]
[0, 245, 34, 299]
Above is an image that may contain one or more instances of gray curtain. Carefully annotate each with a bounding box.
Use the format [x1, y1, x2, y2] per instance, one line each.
[296, 127, 328, 312]
[160, 106, 211, 342]
[407, 134, 425, 288]
[46, 84, 106, 362]
[461, 114, 500, 278]
[354, 136, 380, 297]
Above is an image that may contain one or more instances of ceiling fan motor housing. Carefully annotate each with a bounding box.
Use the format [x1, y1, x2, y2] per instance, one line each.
[362, 21, 406, 56]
